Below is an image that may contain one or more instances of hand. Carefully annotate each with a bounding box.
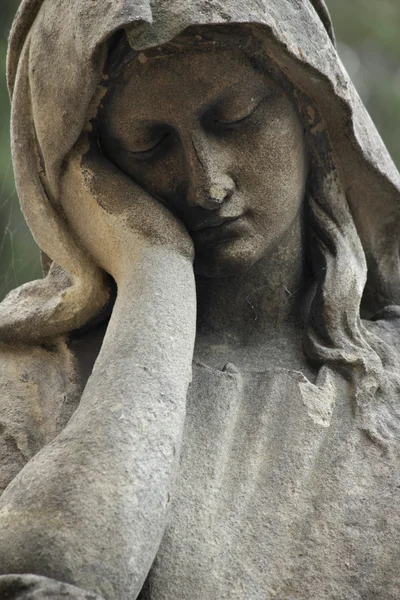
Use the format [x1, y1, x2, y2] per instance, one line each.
[60, 139, 194, 282]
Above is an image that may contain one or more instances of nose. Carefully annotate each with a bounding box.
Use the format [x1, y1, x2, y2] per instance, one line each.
[184, 133, 235, 210]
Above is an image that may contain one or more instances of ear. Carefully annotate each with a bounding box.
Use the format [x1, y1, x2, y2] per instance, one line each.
[308, 0, 336, 47]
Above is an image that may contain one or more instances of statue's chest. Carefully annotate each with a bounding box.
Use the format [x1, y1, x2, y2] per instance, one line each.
[142, 364, 400, 600]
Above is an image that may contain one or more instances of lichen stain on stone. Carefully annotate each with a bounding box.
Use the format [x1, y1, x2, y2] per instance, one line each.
[311, 122, 325, 135]
[306, 104, 316, 124]
[83, 80, 108, 133]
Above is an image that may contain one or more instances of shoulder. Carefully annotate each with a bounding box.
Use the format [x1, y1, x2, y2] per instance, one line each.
[0, 338, 83, 493]
[0, 337, 77, 393]
[0, 338, 83, 442]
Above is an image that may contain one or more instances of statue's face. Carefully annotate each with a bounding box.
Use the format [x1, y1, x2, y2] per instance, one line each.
[100, 44, 307, 277]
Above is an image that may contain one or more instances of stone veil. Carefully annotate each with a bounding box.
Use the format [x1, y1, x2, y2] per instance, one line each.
[1, 1, 400, 599]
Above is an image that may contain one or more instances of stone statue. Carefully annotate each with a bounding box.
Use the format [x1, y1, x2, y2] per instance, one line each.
[0, 0, 400, 598]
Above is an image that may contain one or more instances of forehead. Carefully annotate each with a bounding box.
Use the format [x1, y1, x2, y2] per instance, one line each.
[105, 45, 269, 119]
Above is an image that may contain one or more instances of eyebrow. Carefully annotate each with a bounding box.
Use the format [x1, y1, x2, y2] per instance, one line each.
[129, 85, 273, 127]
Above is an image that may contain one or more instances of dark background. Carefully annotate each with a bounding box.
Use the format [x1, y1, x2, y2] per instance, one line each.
[1, 0, 399, 299]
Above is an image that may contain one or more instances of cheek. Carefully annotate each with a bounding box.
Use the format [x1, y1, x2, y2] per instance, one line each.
[232, 115, 306, 222]
[116, 151, 185, 208]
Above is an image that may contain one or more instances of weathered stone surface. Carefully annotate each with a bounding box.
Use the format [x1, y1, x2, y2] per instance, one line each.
[0, 574, 104, 599]
[1, 1, 400, 599]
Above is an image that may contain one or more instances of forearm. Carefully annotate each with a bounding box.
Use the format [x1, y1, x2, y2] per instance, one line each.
[0, 247, 196, 600]
[91, 245, 195, 408]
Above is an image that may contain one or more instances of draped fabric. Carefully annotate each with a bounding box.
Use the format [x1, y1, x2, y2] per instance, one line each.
[2, 0, 400, 343]
[0, 574, 105, 599]
[140, 359, 400, 599]
[0, 357, 399, 598]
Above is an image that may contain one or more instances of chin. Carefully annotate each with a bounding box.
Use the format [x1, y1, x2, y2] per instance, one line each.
[194, 238, 265, 279]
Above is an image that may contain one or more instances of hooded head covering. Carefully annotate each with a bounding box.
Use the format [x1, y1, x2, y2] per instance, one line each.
[3, 0, 400, 343]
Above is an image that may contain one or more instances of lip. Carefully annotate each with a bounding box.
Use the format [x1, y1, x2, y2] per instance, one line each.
[189, 215, 243, 233]
[190, 216, 246, 248]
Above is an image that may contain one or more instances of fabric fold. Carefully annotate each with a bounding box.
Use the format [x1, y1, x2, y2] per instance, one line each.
[0, 574, 104, 599]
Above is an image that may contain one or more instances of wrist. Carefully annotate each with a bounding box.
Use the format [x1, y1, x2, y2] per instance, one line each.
[116, 244, 194, 289]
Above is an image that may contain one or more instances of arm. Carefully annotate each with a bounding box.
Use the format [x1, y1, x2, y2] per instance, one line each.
[0, 149, 196, 599]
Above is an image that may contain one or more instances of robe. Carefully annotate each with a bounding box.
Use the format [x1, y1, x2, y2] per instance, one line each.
[0, 317, 399, 599]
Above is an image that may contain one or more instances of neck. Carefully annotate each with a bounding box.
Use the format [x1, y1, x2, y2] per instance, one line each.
[196, 216, 310, 345]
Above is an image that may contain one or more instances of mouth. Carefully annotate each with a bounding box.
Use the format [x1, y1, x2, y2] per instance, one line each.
[189, 215, 243, 233]
[189, 215, 245, 247]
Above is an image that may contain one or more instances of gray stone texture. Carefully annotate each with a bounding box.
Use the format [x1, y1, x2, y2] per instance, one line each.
[0, 1, 399, 599]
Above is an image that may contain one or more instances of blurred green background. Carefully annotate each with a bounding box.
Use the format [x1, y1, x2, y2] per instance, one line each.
[0, 0, 399, 299]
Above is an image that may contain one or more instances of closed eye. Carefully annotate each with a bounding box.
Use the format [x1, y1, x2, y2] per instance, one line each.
[213, 98, 265, 129]
[121, 131, 171, 159]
